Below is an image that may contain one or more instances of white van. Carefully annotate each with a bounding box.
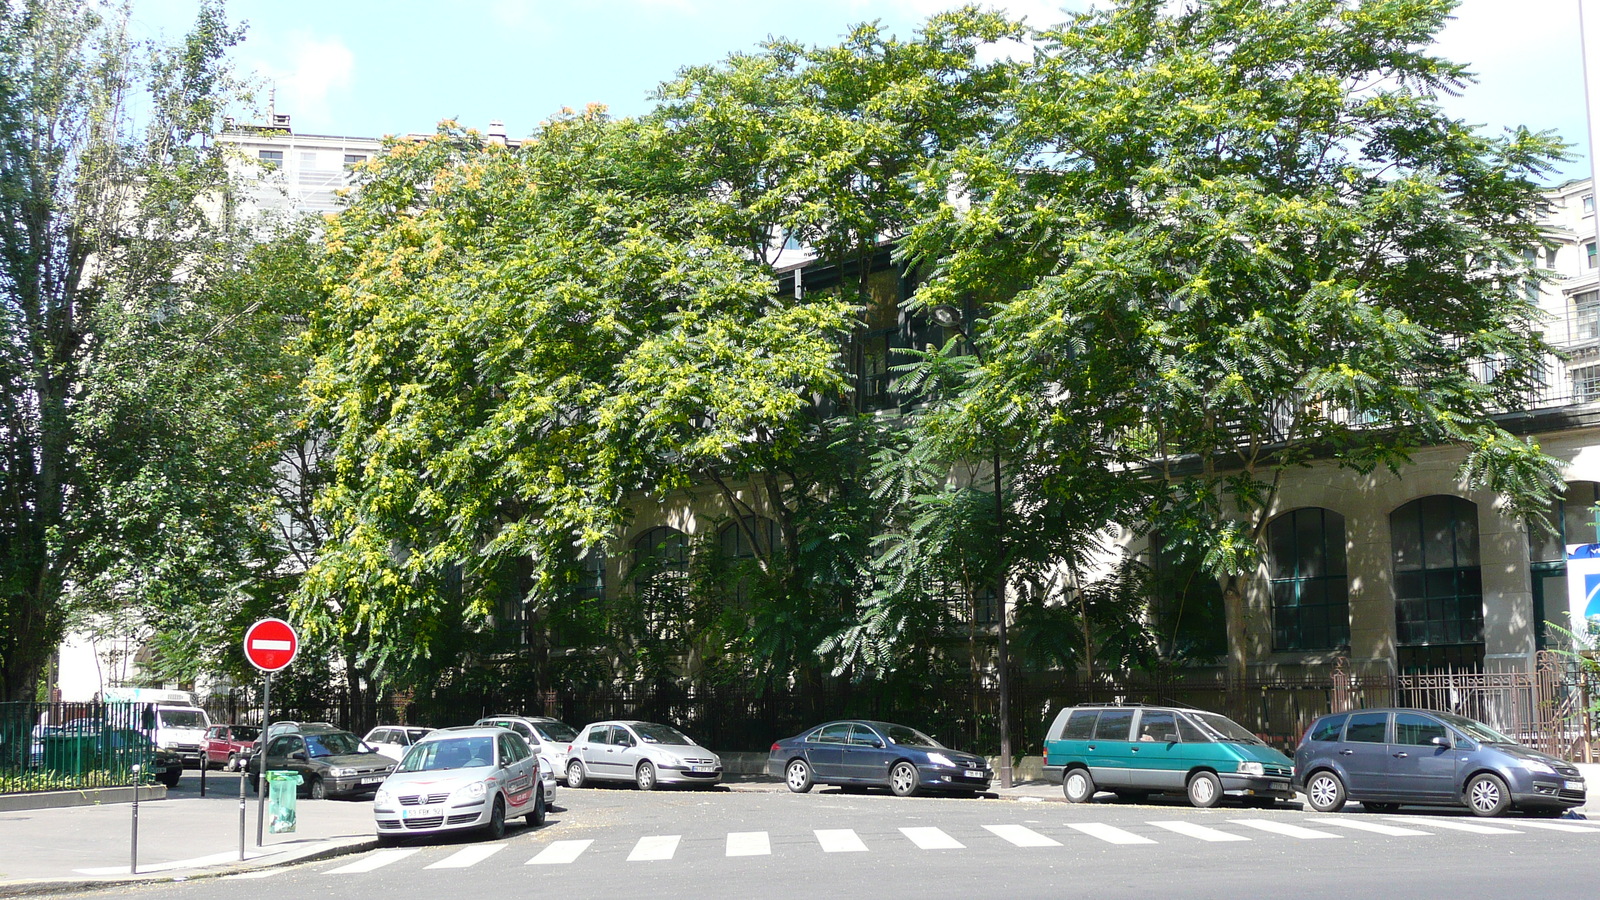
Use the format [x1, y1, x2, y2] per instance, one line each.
[103, 688, 213, 767]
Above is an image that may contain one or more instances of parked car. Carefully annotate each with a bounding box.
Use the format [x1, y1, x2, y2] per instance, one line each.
[245, 727, 393, 799]
[204, 724, 261, 770]
[373, 726, 547, 844]
[1294, 707, 1587, 817]
[767, 720, 992, 797]
[473, 715, 578, 786]
[565, 720, 722, 790]
[362, 725, 436, 763]
[1043, 703, 1295, 808]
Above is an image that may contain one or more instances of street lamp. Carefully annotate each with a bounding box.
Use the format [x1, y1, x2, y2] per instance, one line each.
[930, 304, 1014, 789]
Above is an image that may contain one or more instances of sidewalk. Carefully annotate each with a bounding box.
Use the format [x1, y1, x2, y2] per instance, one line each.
[0, 771, 377, 895]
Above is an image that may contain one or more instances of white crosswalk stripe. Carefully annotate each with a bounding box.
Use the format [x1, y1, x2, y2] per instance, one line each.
[726, 831, 772, 856]
[901, 826, 965, 849]
[815, 829, 869, 852]
[326, 848, 420, 874]
[1305, 818, 1429, 837]
[1148, 820, 1251, 842]
[1228, 819, 1342, 839]
[984, 824, 1062, 847]
[1384, 817, 1521, 835]
[426, 843, 507, 869]
[1497, 820, 1600, 834]
[1067, 823, 1156, 845]
[527, 839, 594, 865]
[628, 835, 681, 861]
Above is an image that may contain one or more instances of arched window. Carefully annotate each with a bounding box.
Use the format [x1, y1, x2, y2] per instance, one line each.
[1391, 496, 1483, 671]
[632, 526, 688, 640]
[718, 516, 781, 607]
[1267, 508, 1349, 652]
[1149, 534, 1227, 660]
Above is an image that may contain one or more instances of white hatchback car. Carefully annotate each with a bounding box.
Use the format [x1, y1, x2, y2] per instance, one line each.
[373, 727, 552, 844]
[473, 715, 579, 787]
[566, 720, 723, 790]
[362, 725, 436, 762]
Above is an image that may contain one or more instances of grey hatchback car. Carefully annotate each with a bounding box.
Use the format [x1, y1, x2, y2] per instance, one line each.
[1294, 707, 1586, 817]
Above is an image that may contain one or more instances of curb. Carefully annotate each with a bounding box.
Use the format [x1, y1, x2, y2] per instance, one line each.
[0, 838, 379, 898]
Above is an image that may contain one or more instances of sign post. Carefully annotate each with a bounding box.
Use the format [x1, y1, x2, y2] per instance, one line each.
[243, 618, 298, 848]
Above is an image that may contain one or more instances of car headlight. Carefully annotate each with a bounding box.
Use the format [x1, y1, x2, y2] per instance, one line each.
[330, 767, 355, 777]
[374, 788, 392, 807]
[1237, 762, 1265, 776]
[1523, 760, 1557, 775]
[451, 780, 487, 804]
[925, 753, 956, 768]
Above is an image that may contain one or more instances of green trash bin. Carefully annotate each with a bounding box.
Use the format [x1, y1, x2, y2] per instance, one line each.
[266, 771, 303, 833]
[41, 733, 97, 775]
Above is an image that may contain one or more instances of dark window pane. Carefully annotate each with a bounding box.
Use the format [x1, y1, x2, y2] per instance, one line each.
[1346, 713, 1388, 743]
[1093, 709, 1135, 741]
[1062, 711, 1098, 740]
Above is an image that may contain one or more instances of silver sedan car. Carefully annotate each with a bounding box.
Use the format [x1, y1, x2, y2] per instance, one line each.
[374, 727, 550, 844]
[566, 720, 722, 790]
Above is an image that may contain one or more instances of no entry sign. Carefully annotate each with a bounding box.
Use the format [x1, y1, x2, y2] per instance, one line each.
[243, 618, 298, 672]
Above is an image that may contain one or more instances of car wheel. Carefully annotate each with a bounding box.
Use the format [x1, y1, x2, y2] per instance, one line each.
[636, 761, 657, 791]
[785, 759, 814, 794]
[308, 776, 328, 801]
[1466, 773, 1511, 817]
[1304, 770, 1347, 813]
[1186, 771, 1223, 809]
[1361, 801, 1400, 813]
[160, 768, 181, 788]
[567, 760, 586, 789]
[526, 785, 546, 827]
[485, 796, 506, 840]
[889, 761, 920, 797]
[227, 754, 240, 772]
[1063, 768, 1096, 803]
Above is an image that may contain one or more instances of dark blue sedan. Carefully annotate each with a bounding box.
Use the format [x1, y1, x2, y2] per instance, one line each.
[766, 720, 992, 796]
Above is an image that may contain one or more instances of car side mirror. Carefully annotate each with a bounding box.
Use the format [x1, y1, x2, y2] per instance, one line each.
[1162, 733, 1179, 743]
[289, 750, 308, 761]
[870, 739, 884, 749]
[1431, 736, 1451, 748]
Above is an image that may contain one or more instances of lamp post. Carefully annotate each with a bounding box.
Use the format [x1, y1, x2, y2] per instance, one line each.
[930, 304, 1014, 789]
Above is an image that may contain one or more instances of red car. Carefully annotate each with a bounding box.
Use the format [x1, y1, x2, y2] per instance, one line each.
[204, 724, 261, 770]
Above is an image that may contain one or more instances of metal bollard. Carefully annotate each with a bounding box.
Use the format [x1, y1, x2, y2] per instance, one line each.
[200, 752, 207, 797]
[239, 760, 247, 860]
[130, 764, 141, 875]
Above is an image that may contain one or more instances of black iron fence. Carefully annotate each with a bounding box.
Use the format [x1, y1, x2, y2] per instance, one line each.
[0, 701, 161, 794]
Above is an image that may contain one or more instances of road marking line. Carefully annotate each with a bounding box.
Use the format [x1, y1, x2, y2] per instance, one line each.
[984, 824, 1061, 847]
[326, 848, 420, 874]
[901, 826, 965, 849]
[1305, 818, 1429, 836]
[1227, 819, 1342, 840]
[224, 871, 280, 879]
[627, 835, 681, 861]
[527, 839, 593, 864]
[726, 831, 771, 856]
[1148, 820, 1251, 842]
[426, 843, 507, 869]
[1067, 823, 1156, 845]
[815, 829, 868, 852]
[1501, 820, 1600, 833]
[1384, 817, 1521, 835]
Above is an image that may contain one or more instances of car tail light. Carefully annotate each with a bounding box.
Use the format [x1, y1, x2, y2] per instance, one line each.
[771, 742, 781, 753]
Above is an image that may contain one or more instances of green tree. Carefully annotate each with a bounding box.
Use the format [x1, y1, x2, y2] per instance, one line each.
[900, 0, 1566, 678]
[0, 0, 245, 700]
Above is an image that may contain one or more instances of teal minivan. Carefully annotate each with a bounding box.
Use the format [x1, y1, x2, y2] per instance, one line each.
[1043, 704, 1295, 808]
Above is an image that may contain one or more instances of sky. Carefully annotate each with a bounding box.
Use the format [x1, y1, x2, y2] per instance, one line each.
[128, 0, 1593, 184]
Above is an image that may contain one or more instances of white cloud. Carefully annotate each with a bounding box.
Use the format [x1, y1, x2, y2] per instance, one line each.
[249, 34, 355, 127]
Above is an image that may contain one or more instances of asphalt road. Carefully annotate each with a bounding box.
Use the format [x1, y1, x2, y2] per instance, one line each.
[50, 783, 1600, 900]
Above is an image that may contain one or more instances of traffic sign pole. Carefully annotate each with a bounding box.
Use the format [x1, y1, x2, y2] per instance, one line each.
[242, 618, 295, 848]
[256, 671, 270, 846]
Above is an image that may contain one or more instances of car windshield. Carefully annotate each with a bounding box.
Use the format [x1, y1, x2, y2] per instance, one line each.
[881, 724, 943, 749]
[398, 737, 497, 772]
[535, 721, 578, 742]
[231, 726, 260, 741]
[1435, 712, 1518, 745]
[1191, 713, 1263, 744]
[303, 732, 363, 757]
[633, 723, 693, 745]
[158, 709, 208, 728]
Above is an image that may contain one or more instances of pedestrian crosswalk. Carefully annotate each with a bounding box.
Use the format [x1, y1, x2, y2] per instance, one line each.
[316, 815, 1600, 874]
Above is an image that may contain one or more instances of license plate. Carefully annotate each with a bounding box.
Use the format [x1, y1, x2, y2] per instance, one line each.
[965, 769, 985, 778]
[691, 765, 715, 773]
[1566, 780, 1584, 791]
[401, 806, 442, 820]
[361, 776, 384, 784]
